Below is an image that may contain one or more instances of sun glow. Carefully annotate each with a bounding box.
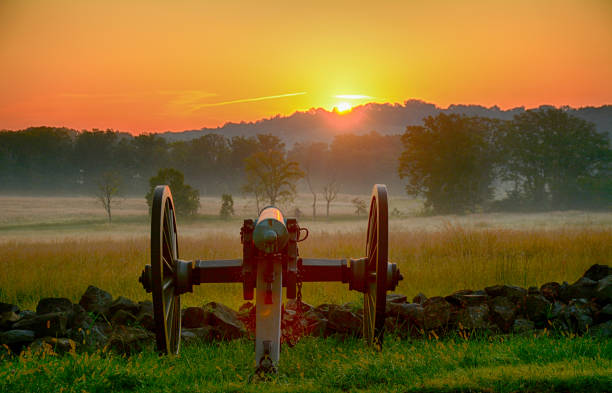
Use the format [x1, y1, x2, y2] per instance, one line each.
[335, 102, 352, 113]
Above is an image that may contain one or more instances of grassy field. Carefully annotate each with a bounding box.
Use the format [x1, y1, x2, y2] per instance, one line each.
[1, 195, 611, 392]
[1, 335, 611, 392]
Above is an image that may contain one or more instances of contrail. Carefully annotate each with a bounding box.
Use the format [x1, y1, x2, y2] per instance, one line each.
[194, 92, 306, 109]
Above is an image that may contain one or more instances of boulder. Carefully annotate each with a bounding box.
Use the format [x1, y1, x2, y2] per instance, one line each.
[484, 285, 527, 302]
[29, 337, 77, 354]
[327, 305, 362, 336]
[513, 318, 534, 334]
[0, 303, 19, 314]
[107, 296, 139, 317]
[386, 294, 407, 304]
[67, 324, 107, 348]
[0, 311, 21, 331]
[202, 302, 246, 340]
[489, 296, 516, 332]
[582, 264, 611, 282]
[36, 298, 73, 315]
[110, 310, 137, 326]
[137, 301, 153, 315]
[182, 327, 214, 343]
[540, 282, 560, 301]
[444, 290, 473, 306]
[0, 329, 35, 346]
[386, 302, 424, 330]
[456, 304, 490, 330]
[182, 307, 206, 328]
[302, 310, 327, 337]
[422, 297, 452, 330]
[528, 287, 540, 295]
[285, 299, 315, 314]
[12, 312, 68, 337]
[597, 304, 612, 323]
[590, 320, 612, 338]
[412, 293, 428, 304]
[563, 299, 593, 333]
[136, 311, 155, 332]
[108, 326, 153, 354]
[69, 304, 93, 331]
[595, 275, 612, 303]
[524, 295, 551, 327]
[561, 277, 598, 302]
[79, 286, 112, 315]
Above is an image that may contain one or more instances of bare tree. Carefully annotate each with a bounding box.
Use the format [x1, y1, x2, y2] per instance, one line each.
[96, 171, 122, 223]
[304, 173, 317, 219]
[323, 179, 339, 217]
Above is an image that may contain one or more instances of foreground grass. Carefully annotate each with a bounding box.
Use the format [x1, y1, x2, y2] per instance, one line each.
[1, 227, 611, 311]
[1, 335, 611, 393]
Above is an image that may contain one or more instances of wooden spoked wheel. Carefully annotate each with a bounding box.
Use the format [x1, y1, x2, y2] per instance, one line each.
[151, 185, 181, 354]
[363, 184, 389, 349]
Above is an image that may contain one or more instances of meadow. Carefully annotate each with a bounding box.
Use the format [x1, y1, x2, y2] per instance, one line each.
[1, 194, 611, 392]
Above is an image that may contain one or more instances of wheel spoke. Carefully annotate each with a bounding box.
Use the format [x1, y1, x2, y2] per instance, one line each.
[162, 255, 174, 273]
[165, 290, 174, 321]
[162, 276, 173, 291]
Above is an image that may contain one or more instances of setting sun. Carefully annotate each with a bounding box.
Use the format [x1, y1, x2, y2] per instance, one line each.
[335, 102, 352, 113]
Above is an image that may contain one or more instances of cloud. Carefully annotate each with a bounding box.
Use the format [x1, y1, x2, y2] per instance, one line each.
[192, 92, 307, 110]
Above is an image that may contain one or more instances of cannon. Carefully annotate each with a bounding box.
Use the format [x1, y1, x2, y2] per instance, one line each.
[139, 184, 402, 372]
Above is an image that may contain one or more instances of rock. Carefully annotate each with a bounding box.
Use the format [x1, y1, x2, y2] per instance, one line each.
[456, 304, 490, 330]
[0, 303, 19, 314]
[69, 304, 93, 330]
[202, 302, 246, 340]
[386, 294, 407, 304]
[484, 285, 527, 302]
[561, 277, 598, 302]
[137, 301, 153, 315]
[528, 287, 540, 295]
[513, 318, 534, 334]
[19, 310, 36, 319]
[597, 304, 612, 323]
[563, 299, 593, 333]
[524, 295, 551, 327]
[12, 312, 68, 337]
[29, 337, 77, 354]
[422, 297, 452, 330]
[412, 293, 428, 304]
[0, 311, 21, 331]
[444, 290, 473, 306]
[108, 326, 153, 354]
[489, 296, 516, 332]
[0, 329, 36, 346]
[36, 298, 73, 315]
[548, 301, 566, 320]
[79, 286, 112, 315]
[590, 320, 612, 338]
[136, 311, 155, 331]
[182, 327, 214, 343]
[582, 264, 611, 282]
[302, 310, 327, 337]
[327, 305, 362, 336]
[595, 275, 612, 303]
[110, 310, 137, 326]
[67, 324, 107, 348]
[285, 299, 315, 314]
[386, 303, 424, 330]
[540, 282, 560, 301]
[107, 296, 139, 317]
[182, 307, 206, 328]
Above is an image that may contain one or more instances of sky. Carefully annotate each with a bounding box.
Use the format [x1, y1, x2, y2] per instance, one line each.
[1, 0, 611, 133]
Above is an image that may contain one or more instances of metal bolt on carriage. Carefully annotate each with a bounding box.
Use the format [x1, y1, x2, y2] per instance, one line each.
[139, 184, 402, 372]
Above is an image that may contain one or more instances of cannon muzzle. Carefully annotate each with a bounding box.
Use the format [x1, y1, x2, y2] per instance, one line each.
[253, 207, 289, 254]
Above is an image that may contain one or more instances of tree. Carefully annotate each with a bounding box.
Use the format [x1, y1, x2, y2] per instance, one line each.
[501, 108, 611, 209]
[351, 197, 367, 216]
[96, 171, 122, 223]
[288, 142, 331, 219]
[146, 168, 200, 216]
[243, 150, 304, 207]
[220, 194, 234, 219]
[322, 179, 339, 217]
[398, 114, 499, 214]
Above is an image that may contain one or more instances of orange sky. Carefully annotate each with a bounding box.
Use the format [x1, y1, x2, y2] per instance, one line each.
[1, 0, 611, 133]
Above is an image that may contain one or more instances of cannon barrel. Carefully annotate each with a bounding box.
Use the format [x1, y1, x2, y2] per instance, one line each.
[252, 206, 289, 254]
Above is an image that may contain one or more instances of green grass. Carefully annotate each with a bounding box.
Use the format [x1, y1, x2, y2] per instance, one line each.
[1, 335, 611, 393]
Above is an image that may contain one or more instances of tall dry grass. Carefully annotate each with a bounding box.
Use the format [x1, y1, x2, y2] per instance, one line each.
[1, 225, 610, 311]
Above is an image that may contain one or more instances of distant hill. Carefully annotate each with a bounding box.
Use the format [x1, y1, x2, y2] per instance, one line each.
[160, 100, 612, 145]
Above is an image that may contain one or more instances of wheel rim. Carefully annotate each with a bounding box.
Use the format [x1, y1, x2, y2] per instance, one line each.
[363, 184, 388, 349]
[151, 185, 181, 354]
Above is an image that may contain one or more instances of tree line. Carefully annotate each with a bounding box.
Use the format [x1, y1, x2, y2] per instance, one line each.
[1, 107, 610, 214]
